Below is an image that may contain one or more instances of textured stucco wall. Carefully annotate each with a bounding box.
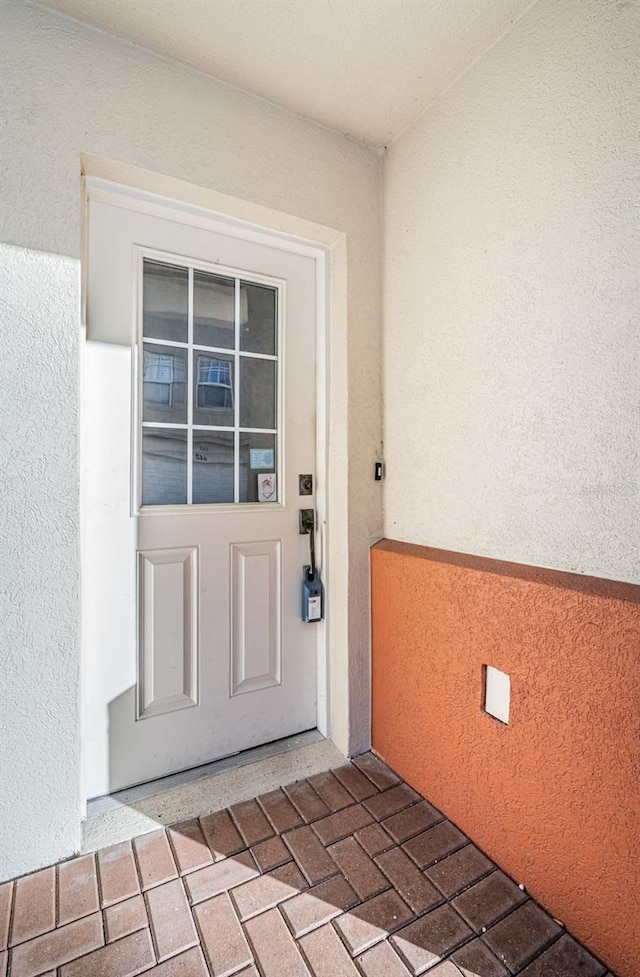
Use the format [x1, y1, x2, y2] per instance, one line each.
[371, 541, 640, 977]
[383, 0, 640, 582]
[0, 245, 81, 879]
[0, 0, 381, 877]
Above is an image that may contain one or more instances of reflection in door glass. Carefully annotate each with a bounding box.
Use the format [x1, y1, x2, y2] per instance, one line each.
[240, 282, 276, 355]
[140, 259, 279, 505]
[192, 432, 235, 504]
[142, 344, 187, 424]
[142, 428, 187, 505]
[239, 357, 276, 430]
[194, 270, 235, 349]
[143, 260, 188, 344]
[193, 352, 234, 427]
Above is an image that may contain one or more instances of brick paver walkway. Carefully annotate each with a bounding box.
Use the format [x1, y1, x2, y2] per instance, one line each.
[0, 754, 612, 976]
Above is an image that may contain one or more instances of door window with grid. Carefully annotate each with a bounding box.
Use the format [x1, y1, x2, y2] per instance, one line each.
[140, 258, 279, 506]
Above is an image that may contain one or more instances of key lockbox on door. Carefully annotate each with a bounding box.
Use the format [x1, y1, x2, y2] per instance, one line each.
[302, 565, 324, 622]
[299, 507, 324, 622]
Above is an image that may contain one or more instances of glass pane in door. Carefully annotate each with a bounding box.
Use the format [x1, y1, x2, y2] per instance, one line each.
[194, 271, 235, 349]
[142, 428, 188, 505]
[240, 282, 276, 355]
[239, 358, 276, 430]
[239, 433, 277, 503]
[143, 260, 188, 343]
[142, 344, 188, 424]
[192, 431, 235, 504]
[193, 352, 235, 427]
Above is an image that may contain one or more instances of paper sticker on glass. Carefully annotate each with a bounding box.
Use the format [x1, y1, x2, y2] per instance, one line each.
[140, 257, 279, 506]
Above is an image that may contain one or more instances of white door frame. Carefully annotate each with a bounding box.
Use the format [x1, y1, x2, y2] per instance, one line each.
[80, 159, 351, 807]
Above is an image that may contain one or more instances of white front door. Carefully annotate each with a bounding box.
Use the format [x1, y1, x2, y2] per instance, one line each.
[83, 187, 322, 796]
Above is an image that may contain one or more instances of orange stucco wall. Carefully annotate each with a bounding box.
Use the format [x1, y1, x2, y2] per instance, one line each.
[371, 540, 640, 977]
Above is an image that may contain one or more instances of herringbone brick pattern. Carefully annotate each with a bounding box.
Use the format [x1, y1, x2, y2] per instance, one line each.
[0, 755, 612, 977]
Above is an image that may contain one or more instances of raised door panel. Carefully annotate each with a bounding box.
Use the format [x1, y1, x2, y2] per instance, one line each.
[138, 547, 198, 718]
[231, 540, 281, 695]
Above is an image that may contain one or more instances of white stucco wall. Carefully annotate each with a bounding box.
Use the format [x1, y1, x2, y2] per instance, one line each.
[383, 0, 640, 583]
[0, 245, 81, 879]
[0, 0, 381, 879]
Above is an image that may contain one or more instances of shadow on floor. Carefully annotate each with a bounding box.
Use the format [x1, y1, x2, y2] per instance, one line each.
[2, 754, 613, 976]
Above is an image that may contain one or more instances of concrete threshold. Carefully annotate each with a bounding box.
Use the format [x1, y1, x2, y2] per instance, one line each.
[82, 731, 346, 853]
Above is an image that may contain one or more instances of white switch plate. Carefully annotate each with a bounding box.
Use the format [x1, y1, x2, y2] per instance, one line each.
[485, 666, 510, 724]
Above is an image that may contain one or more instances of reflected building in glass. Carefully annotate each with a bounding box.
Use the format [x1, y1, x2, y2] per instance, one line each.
[140, 258, 278, 506]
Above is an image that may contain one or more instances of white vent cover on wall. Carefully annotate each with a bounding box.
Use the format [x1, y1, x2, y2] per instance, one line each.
[484, 666, 510, 724]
